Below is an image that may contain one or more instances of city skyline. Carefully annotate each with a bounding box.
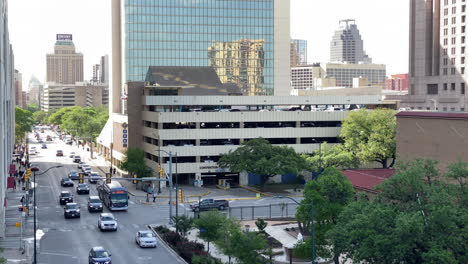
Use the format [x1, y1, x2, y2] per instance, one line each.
[8, 0, 409, 89]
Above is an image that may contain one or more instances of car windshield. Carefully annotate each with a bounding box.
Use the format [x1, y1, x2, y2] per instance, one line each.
[78, 184, 88, 188]
[89, 198, 101, 203]
[140, 232, 154, 238]
[101, 216, 114, 221]
[61, 193, 71, 197]
[91, 173, 99, 177]
[94, 250, 109, 258]
[70, 171, 77, 175]
[66, 204, 78, 209]
[63, 178, 71, 181]
[111, 193, 128, 204]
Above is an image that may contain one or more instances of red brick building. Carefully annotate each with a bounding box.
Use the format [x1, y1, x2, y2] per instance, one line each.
[386, 73, 409, 91]
[342, 169, 395, 194]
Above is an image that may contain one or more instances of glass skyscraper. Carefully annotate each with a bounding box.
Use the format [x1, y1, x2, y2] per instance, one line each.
[112, 0, 290, 97]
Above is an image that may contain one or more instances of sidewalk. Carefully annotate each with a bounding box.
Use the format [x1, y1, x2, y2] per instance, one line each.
[0, 189, 34, 264]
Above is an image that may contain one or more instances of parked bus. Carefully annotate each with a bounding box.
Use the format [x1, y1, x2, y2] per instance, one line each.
[96, 181, 129, 211]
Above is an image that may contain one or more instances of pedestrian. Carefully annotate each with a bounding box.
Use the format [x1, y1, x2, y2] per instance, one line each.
[13, 179, 16, 190]
[20, 196, 24, 205]
[113, 167, 116, 175]
[152, 192, 157, 202]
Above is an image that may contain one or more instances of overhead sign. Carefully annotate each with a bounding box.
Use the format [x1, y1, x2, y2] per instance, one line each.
[56, 34, 73, 41]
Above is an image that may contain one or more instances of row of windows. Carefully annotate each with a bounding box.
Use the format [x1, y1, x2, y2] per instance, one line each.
[126, 0, 274, 9]
[444, 0, 465, 5]
[143, 121, 342, 129]
[427, 83, 465, 94]
[126, 8, 274, 19]
[127, 24, 274, 34]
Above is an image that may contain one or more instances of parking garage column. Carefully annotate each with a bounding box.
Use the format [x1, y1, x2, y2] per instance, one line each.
[296, 121, 301, 144]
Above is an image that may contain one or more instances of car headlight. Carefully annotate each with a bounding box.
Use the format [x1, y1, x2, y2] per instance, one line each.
[104, 261, 111, 264]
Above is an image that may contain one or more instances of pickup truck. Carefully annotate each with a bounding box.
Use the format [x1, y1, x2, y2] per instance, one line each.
[190, 198, 229, 212]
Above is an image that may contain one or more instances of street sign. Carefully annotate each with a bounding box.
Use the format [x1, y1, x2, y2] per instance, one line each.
[123, 144, 128, 148]
[121, 122, 128, 128]
[123, 134, 128, 139]
[123, 129, 128, 133]
[123, 139, 128, 143]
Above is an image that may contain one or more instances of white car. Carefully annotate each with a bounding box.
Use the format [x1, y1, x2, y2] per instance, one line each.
[81, 165, 91, 173]
[135, 230, 157, 248]
[84, 167, 92, 175]
[98, 213, 118, 231]
[69, 152, 76, 158]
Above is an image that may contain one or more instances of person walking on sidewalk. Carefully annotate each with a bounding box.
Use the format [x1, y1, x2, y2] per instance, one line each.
[113, 167, 116, 175]
[152, 192, 157, 202]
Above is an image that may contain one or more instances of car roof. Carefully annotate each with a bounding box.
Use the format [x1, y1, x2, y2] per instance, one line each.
[100, 213, 113, 217]
[66, 202, 77, 206]
[91, 246, 106, 251]
[89, 196, 100, 200]
[60, 191, 71, 194]
[138, 230, 152, 234]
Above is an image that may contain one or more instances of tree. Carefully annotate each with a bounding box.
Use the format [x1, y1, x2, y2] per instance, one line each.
[47, 106, 79, 125]
[194, 210, 227, 252]
[340, 109, 396, 168]
[328, 159, 468, 264]
[255, 218, 268, 232]
[15, 107, 34, 142]
[215, 217, 241, 264]
[305, 143, 357, 173]
[32, 111, 47, 124]
[229, 230, 268, 264]
[294, 167, 354, 264]
[119, 147, 153, 178]
[172, 215, 193, 237]
[26, 103, 39, 113]
[218, 138, 307, 190]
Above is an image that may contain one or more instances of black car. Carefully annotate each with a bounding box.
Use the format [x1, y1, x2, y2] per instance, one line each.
[77, 183, 90, 194]
[68, 170, 79, 180]
[59, 191, 73, 205]
[61, 177, 74, 187]
[64, 203, 80, 218]
[73, 155, 81, 163]
[41, 144, 47, 149]
[87, 196, 103, 212]
[88, 247, 111, 264]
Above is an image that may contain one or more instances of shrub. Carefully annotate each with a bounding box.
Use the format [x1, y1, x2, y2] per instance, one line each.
[163, 231, 183, 247]
[255, 218, 268, 232]
[154, 225, 171, 235]
[192, 255, 223, 264]
[176, 240, 206, 262]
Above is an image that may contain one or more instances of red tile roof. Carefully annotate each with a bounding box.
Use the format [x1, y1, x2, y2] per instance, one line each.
[342, 169, 395, 193]
[396, 111, 468, 120]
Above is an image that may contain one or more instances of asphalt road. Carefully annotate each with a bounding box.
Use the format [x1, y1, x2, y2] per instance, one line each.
[29, 130, 184, 264]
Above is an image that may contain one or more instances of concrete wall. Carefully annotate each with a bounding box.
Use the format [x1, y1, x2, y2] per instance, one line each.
[274, 0, 291, 96]
[396, 115, 468, 172]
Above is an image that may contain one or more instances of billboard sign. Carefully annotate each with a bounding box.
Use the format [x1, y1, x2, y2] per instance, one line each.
[56, 34, 73, 41]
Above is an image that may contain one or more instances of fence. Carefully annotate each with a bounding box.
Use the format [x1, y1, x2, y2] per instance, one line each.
[226, 203, 299, 220]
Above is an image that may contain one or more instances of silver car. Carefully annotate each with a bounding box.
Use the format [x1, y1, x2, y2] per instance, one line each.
[135, 230, 157, 248]
[98, 213, 118, 231]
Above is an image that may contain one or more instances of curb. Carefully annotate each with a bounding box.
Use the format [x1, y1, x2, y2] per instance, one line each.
[148, 225, 188, 264]
[127, 190, 212, 199]
[238, 185, 272, 197]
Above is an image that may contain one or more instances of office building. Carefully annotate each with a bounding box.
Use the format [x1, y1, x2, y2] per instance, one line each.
[291, 63, 386, 90]
[291, 39, 308, 66]
[14, 69, 23, 108]
[41, 82, 108, 112]
[330, 19, 372, 64]
[386, 74, 409, 91]
[28, 76, 42, 105]
[100, 55, 109, 84]
[0, 0, 15, 238]
[46, 34, 84, 84]
[97, 66, 385, 186]
[399, 0, 468, 111]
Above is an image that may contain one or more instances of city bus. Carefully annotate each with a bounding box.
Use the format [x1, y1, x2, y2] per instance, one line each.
[96, 181, 129, 211]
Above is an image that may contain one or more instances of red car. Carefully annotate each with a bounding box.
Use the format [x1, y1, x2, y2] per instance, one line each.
[56, 150, 64, 157]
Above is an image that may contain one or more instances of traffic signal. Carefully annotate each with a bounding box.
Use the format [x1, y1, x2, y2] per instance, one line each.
[133, 174, 137, 184]
[106, 173, 111, 184]
[178, 189, 183, 202]
[79, 173, 84, 184]
[157, 164, 164, 178]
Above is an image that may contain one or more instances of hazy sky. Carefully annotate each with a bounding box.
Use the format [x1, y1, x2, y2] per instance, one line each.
[8, 0, 409, 89]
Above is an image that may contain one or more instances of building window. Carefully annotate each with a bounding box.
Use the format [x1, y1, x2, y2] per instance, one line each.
[462, 47, 466, 54]
[463, 5, 466, 12]
[452, 27, 456, 34]
[452, 83, 456, 90]
[451, 57, 456, 64]
[444, 83, 448, 90]
[443, 107, 448, 111]
[463, 26, 467, 33]
[444, 68, 448, 75]
[451, 107, 456, 111]
[445, 0, 448, 5]
[452, 47, 457, 54]
[427, 84, 439, 95]
[452, 17, 457, 24]
[444, 28, 449, 36]
[463, 57, 466, 64]
[463, 16, 466, 23]
[452, 67, 456, 74]
[453, 0, 457, 4]
[445, 8, 449, 15]
[463, 36, 466, 44]
[453, 7, 457, 14]
[444, 48, 448, 55]
[461, 108, 465, 111]
[462, 83, 465, 94]
[452, 37, 457, 45]
[462, 67, 465, 74]
[444, 58, 448, 65]
[444, 38, 448, 45]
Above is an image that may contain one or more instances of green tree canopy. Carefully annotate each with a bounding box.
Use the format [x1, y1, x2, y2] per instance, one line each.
[328, 159, 468, 264]
[119, 147, 153, 178]
[295, 167, 354, 263]
[32, 111, 47, 124]
[340, 109, 396, 168]
[305, 143, 357, 173]
[194, 210, 227, 252]
[218, 138, 307, 189]
[15, 107, 34, 142]
[26, 103, 39, 113]
[47, 106, 80, 125]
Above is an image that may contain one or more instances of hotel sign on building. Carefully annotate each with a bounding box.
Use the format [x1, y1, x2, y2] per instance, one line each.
[56, 34, 72, 41]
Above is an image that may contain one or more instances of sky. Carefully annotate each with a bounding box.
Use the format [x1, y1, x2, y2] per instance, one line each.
[8, 0, 409, 90]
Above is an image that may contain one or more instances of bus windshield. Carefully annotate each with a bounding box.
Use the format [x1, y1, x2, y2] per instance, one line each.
[111, 193, 128, 204]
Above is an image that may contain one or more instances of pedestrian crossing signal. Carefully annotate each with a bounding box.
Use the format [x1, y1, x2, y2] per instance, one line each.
[79, 173, 84, 184]
[106, 173, 111, 184]
[133, 174, 138, 184]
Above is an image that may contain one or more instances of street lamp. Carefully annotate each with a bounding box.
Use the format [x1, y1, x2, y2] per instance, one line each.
[275, 196, 316, 264]
[33, 165, 63, 264]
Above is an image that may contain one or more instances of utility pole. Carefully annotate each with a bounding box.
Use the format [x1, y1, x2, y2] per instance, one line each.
[175, 153, 179, 219]
[168, 151, 173, 225]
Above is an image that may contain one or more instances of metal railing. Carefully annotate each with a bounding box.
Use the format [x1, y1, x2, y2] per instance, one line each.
[226, 203, 298, 220]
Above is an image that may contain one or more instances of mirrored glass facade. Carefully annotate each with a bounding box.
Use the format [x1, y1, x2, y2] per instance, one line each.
[124, 0, 275, 95]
